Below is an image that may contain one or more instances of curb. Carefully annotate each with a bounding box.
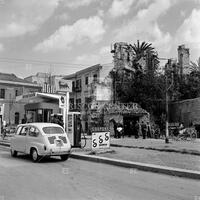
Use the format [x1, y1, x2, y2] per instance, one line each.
[1, 141, 200, 180]
[111, 144, 200, 156]
[70, 153, 200, 180]
[1, 141, 200, 156]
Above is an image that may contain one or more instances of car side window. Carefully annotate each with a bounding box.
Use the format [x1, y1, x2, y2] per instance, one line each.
[29, 126, 39, 137]
[19, 126, 28, 136]
[16, 126, 22, 135]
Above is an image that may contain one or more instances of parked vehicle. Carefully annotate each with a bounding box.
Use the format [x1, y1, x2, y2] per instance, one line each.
[10, 123, 71, 162]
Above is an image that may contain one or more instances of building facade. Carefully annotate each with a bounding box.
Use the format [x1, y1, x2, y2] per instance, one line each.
[64, 64, 113, 132]
[25, 72, 64, 93]
[177, 44, 190, 75]
[0, 72, 42, 126]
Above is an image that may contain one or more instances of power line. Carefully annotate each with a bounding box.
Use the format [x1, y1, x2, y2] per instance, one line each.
[0, 57, 91, 67]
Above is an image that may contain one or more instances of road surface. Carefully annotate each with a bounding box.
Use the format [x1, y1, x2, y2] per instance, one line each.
[0, 146, 199, 200]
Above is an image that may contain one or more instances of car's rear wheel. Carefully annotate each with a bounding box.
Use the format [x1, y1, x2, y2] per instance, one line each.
[10, 149, 17, 157]
[60, 154, 69, 161]
[31, 148, 39, 162]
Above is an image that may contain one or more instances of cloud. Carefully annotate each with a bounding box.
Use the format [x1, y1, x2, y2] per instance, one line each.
[0, 43, 3, 51]
[56, 13, 69, 21]
[0, 0, 61, 38]
[112, 0, 173, 57]
[175, 9, 200, 60]
[109, 0, 135, 18]
[64, 0, 97, 9]
[75, 46, 112, 64]
[34, 16, 105, 53]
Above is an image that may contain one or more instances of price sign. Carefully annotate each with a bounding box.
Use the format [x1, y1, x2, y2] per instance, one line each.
[92, 132, 110, 150]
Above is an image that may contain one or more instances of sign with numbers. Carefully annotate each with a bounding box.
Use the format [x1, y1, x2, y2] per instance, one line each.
[92, 132, 110, 150]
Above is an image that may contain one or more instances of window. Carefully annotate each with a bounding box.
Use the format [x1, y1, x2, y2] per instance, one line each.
[15, 90, 18, 97]
[43, 126, 64, 134]
[69, 98, 74, 110]
[0, 89, 5, 99]
[93, 74, 97, 82]
[16, 126, 23, 135]
[85, 76, 88, 85]
[72, 81, 75, 91]
[19, 126, 29, 136]
[29, 127, 39, 137]
[76, 98, 81, 110]
[15, 112, 19, 124]
[76, 79, 81, 88]
[75, 79, 82, 92]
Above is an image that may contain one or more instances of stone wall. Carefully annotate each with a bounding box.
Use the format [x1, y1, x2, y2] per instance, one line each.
[169, 97, 200, 126]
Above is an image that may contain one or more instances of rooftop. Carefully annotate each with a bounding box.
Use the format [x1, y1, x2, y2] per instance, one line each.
[0, 72, 41, 87]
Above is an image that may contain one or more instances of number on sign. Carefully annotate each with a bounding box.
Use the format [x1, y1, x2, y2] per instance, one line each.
[105, 132, 109, 141]
[92, 139, 97, 148]
[99, 135, 103, 144]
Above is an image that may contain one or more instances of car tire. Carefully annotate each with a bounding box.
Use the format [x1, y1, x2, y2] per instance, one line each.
[31, 148, 40, 162]
[10, 149, 17, 157]
[60, 154, 69, 161]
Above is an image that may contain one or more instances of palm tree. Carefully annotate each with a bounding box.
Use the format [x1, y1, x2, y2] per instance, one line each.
[130, 40, 159, 72]
[190, 57, 200, 71]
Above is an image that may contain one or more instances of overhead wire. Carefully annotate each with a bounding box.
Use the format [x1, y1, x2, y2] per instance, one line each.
[0, 57, 92, 68]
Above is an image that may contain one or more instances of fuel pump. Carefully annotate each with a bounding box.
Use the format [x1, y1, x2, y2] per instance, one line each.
[67, 112, 81, 148]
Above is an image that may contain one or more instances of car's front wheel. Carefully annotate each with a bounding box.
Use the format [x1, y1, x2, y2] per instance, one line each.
[60, 154, 69, 161]
[10, 149, 17, 157]
[31, 148, 40, 162]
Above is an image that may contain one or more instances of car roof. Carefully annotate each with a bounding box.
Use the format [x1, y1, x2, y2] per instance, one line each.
[18, 123, 62, 128]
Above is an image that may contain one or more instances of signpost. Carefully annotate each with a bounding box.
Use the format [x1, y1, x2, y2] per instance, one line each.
[55, 78, 72, 132]
[91, 127, 110, 150]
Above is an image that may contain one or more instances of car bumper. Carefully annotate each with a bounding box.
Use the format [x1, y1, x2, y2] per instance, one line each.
[39, 149, 71, 156]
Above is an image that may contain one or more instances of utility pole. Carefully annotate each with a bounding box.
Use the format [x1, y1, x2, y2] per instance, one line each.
[165, 68, 169, 143]
[165, 59, 174, 143]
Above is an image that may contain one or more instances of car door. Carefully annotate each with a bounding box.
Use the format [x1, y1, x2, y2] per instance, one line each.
[14, 126, 28, 152]
[25, 126, 41, 154]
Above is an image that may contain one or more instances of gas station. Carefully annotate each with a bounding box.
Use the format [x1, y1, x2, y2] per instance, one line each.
[15, 79, 82, 148]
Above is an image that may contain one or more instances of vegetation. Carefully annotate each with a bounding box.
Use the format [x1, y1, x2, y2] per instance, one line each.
[110, 41, 200, 128]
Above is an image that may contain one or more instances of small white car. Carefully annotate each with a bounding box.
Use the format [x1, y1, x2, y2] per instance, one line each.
[10, 123, 71, 162]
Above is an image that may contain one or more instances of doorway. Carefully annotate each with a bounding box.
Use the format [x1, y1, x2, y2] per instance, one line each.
[123, 116, 139, 137]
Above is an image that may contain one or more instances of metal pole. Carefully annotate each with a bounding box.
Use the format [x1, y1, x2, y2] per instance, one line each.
[66, 92, 69, 133]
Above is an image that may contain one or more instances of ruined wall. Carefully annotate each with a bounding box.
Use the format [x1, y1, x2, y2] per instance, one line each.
[169, 97, 200, 126]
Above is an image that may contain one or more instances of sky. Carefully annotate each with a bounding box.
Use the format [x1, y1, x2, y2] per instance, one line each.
[0, 0, 200, 78]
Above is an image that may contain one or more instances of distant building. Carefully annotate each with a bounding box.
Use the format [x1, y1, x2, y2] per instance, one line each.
[177, 44, 190, 75]
[25, 72, 64, 93]
[111, 42, 135, 71]
[0, 72, 41, 125]
[63, 63, 113, 132]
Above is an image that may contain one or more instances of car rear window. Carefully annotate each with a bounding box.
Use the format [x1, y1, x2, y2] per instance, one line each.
[42, 126, 64, 134]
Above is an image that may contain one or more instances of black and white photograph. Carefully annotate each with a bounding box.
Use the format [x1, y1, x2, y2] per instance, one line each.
[0, 0, 200, 199]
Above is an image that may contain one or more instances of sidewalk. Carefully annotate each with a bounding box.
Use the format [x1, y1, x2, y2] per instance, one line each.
[111, 137, 200, 155]
[78, 136, 200, 172]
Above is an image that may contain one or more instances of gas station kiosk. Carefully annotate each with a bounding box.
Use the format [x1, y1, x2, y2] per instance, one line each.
[67, 112, 81, 148]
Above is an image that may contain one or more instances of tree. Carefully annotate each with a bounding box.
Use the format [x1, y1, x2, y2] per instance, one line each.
[109, 40, 164, 127]
[190, 57, 200, 71]
[130, 40, 159, 73]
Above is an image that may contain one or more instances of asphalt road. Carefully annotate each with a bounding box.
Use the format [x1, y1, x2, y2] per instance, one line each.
[0, 146, 199, 200]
